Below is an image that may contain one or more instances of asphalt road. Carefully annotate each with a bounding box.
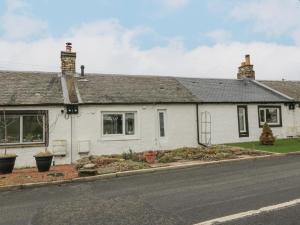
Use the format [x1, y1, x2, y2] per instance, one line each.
[1, 155, 300, 225]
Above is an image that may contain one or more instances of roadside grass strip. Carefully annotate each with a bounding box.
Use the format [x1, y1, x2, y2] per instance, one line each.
[194, 198, 300, 225]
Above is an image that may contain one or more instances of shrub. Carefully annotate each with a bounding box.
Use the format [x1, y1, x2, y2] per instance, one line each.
[122, 149, 142, 162]
[260, 123, 276, 145]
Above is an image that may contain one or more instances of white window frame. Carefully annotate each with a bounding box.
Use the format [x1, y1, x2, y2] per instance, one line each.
[157, 109, 167, 140]
[101, 111, 138, 140]
[0, 114, 46, 146]
[258, 106, 282, 127]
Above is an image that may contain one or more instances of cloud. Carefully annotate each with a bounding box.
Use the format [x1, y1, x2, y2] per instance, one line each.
[205, 29, 232, 43]
[0, 0, 47, 40]
[0, 19, 300, 81]
[230, 0, 300, 42]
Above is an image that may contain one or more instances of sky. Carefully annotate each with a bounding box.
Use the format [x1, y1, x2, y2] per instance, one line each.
[0, 0, 300, 80]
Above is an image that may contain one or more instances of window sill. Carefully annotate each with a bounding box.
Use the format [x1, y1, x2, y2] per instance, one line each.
[100, 135, 140, 141]
[259, 124, 282, 128]
[0, 143, 46, 149]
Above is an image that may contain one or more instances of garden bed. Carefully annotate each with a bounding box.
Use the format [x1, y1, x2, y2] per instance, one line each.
[0, 165, 78, 187]
[0, 146, 272, 187]
[76, 145, 271, 176]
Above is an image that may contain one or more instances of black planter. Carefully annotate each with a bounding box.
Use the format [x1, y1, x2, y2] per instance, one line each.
[35, 156, 53, 172]
[0, 156, 17, 174]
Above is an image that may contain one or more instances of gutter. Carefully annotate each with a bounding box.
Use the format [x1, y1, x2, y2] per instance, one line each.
[196, 104, 208, 148]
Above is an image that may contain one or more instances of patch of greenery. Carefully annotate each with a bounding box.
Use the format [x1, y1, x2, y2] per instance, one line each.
[227, 138, 300, 153]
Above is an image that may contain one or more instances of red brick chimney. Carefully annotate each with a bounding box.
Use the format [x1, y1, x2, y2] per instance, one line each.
[237, 54, 255, 79]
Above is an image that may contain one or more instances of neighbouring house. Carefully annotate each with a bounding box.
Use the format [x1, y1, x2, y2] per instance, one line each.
[0, 43, 299, 168]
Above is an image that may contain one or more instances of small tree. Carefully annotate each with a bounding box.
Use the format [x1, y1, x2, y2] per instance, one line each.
[260, 123, 275, 145]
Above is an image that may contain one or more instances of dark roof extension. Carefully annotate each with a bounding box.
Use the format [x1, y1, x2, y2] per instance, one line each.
[177, 78, 291, 103]
[0, 71, 64, 106]
[260, 80, 300, 101]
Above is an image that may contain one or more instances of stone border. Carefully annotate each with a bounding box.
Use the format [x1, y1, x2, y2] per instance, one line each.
[0, 153, 284, 192]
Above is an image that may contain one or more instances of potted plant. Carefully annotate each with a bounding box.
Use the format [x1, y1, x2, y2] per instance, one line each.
[34, 149, 53, 172]
[143, 151, 157, 164]
[0, 110, 17, 174]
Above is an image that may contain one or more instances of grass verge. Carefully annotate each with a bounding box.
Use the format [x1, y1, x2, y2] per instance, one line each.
[227, 138, 300, 153]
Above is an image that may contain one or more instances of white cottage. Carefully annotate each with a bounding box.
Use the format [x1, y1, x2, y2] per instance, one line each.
[0, 44, 299, 168]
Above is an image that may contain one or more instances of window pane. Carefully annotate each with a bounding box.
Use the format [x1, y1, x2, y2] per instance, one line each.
[125, 113, 135, 135]
[159, 112, 165, 137]
[266, 109, 278, 123]
[259, 109, 265, 123]
[103, 114, 123, 135]
[0, 115, 20, 144]
[23, 115, 44, 143]
[238, 108, 245, 132]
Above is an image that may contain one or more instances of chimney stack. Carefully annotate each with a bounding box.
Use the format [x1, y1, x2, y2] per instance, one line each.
[61, 42, 76, 76]
[237, 54, 255, 80]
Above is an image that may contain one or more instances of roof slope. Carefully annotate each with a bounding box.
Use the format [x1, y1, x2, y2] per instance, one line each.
[0, 71, 64, 106]
[76, 74, 198, 104]
[260, 80, 300, 101]
[177, 78, 290, 103]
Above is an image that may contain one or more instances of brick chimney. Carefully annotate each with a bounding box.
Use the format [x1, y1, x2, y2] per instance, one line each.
[237, 54, 255, 79]
[61, 42, 76, 75]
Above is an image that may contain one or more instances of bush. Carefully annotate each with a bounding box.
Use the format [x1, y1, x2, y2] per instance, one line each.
[122, 149, 142, 162]
[260, 123, 276, 145]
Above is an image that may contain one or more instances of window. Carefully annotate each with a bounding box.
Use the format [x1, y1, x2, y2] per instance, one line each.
[237, 106, 249, 137]
[258, 106, 282, 127]
[158, 110, 166, 138]
[102, 112, 136, 136]
[0, 111, 47, 146]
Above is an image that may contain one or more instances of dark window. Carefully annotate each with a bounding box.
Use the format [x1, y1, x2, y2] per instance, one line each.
[125, 113, 135, 135]
[159, 111, 165, 137]
[258, 106, 282, 127]
[102, 112, 136, 136]
[237, 106, 249, 137]
[103, 114, 123, 135]
[0, 111, 47, 146]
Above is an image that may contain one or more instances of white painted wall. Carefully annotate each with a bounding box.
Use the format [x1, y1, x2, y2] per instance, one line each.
[1, 103, 299, 168]
[0, 106, 71, 168]
[198, 103, 300, 144]
[71, 104, 198, 162]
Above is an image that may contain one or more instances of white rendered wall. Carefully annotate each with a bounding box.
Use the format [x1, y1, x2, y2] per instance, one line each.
[0, 106, 72, 168]
[2, 103, 299, 168]
[71, 104, 198, 162]
[197, 103, 299, 144]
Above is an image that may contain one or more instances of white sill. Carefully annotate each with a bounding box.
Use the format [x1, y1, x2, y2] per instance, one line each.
[100, 135, 140, 141]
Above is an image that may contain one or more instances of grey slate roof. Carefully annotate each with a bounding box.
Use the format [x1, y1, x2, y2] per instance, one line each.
[0, 70, 294, 105]
[76, 74, 198, 104]
[260, 80, 300, 101]
[0, 71, 64, 106]
[177, 78, 291, 103]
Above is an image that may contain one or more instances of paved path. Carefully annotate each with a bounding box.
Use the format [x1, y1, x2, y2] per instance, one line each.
[1, 155, 300, 225]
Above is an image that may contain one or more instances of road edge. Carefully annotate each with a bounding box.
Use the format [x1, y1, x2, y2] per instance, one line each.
[0, 153, 284, 192]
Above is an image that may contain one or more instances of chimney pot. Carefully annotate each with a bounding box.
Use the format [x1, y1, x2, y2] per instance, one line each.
[80, 65, 85, 77]
[245, 54, 250, 65]
[66, 42, 72, 52]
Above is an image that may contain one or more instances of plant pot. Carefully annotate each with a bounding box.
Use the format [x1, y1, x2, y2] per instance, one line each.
[143, 151, 157, 164]
[0, 155, 17, 174]
[34, 155, 53, 172]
